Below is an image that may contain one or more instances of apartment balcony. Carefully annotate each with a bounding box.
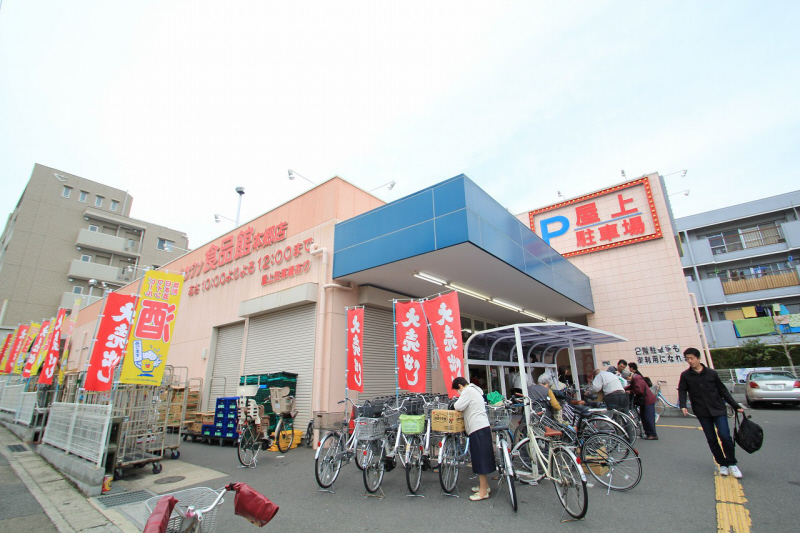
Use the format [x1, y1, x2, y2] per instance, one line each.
[60, 292, 102, 310]
[689, 265, 800, 306]
[682, 220, 800, 267]
[68, 260, 132, 285]
[76, 228, 140, 257]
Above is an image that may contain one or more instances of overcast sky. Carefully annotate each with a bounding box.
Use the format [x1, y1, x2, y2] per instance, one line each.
[1, 1, 798, 249]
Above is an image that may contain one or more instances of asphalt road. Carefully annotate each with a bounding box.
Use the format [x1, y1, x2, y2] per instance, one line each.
[131, 405, 799, 532]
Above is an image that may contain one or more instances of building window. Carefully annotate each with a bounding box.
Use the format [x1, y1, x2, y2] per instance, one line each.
[110, 199, 119, 212]
[79, 191, 88, 203]
[88, 224, 99, 232]
[95, 196, 104, 208]
[157, 238, 174, 252]
[81, 254, 92, 262]
[62, 186, 72, 198]
[72, 286, 83, 294]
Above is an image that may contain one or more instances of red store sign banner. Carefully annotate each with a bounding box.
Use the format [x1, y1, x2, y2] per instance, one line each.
[39, 308, 67, 385]
[394, 301, 427, 393]
[84, 293, 136, 392]
[422, 292, 464, 398]
[346, 307, 364, 392]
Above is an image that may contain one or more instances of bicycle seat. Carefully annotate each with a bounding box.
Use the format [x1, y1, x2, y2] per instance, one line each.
[572, 405, 592, 417]
[543, 427, 563, 438]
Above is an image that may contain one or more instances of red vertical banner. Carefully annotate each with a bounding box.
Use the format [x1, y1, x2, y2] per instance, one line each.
[422, 292, 464, 398]
[394, 301, 427, 393]
[84, 293, 136, 392]
[39, 309, 66, 385]
[346, 307, 364, 392]
[3, 325, 28, 374]
[0, 333, 13, 373]
[22, 320, 50, 378]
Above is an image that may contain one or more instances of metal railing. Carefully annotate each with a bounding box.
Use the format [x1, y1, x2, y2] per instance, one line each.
[42, 402, 113, 468]
[0, 384, 24, 413]
[14, 392, 37, 426]
[710, 226, 784, 255]
[721, 269, 799, 295]
[719, 365, 799, 384]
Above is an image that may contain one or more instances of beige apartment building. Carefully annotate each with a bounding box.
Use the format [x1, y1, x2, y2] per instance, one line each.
[0, 164, 189, 332]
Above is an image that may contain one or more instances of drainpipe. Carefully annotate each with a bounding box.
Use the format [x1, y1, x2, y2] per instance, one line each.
[684, 230, 717, 345]
[310, 245, 354, 417]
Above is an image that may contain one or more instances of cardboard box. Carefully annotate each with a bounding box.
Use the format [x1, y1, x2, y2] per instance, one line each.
[188, 422, 202, 434]
[430, 410, 465, 433]
[196, 412, 215, 425]
[169, 404, 183, 414]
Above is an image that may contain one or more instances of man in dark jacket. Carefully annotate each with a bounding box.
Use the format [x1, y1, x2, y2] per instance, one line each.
[678, 347, 745, 478]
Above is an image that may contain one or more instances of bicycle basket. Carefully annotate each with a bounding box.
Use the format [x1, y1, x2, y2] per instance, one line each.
[382, 408, 402, 429]
[424, 400, 450, 418]
[144, 487, 222, 533]
[399, 414, 425, 435]
[312, 411, 344, 432]
[486, 406, 511, 428]
[356, 417, 386, 440]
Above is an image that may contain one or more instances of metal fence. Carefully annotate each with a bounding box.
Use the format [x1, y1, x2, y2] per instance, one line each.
[14, 392, 37, 426]
[0, 384, 24, 413]
[42, 402, 113, 468]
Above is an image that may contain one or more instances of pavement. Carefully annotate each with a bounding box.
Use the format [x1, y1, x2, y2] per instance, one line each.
[1, 402, 798, 532]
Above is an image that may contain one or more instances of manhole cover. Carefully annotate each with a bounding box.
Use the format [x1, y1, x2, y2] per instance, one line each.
[7, 444, 28, 453]
[789, 481, 800, 487]
[154, 476, 186, 485]
[96, 489, 155, 508]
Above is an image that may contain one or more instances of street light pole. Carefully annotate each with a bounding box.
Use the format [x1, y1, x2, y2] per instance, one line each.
[235, 187, 245, 226]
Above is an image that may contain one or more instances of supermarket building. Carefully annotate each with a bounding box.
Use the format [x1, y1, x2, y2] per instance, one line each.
[67, 173, 702, 428]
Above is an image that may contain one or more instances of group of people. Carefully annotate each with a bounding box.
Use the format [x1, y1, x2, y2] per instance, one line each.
[452, 346, 746, 502]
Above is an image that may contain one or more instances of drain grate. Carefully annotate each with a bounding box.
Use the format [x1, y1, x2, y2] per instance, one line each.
[96, 489, 155, 508]
[154, 476, 186, 485]
[7, 444, 28, 453]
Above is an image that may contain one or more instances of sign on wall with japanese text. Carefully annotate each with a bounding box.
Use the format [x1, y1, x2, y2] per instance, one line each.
[346, 307, 364, 392]
[120, 270, 183, 385]
[84, 293, 136, 391]
[422, 292, 464, 398]
[633, 344, 682, 366]
[395, 301, 427, 393]
[39, 309, 67, 385]
[527, 177, 662, 257]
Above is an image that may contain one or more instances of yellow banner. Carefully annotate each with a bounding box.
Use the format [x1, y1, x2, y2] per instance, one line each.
[31, 318, 54, 375]
[119, 270, 184, 386]
[0, 327, 19, 372]
[13, 322, 40, 374]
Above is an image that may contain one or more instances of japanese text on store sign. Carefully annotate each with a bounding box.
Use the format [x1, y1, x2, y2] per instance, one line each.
[395, 302, 427, 393]
[346, 308, 364, 392]
[97, 301, 134, 384]
[528, 178, 662, 257]
[634, 344, 682, 365]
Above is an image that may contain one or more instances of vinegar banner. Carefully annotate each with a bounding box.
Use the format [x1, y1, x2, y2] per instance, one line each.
[394, 301, 427, 393]
[119, 270, 183, 386]
[346, 307, 364, 392]
[84, 293, 136, 391]
[422, 292, 464, 398]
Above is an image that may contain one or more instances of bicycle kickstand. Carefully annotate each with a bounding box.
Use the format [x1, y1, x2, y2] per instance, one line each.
[364, 487, 386, 500]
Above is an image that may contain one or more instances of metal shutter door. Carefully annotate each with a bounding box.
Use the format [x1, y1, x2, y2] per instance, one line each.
[361, 307, 433, 399]
[209, 322, 244, 408]
[243, 304, 316, 429]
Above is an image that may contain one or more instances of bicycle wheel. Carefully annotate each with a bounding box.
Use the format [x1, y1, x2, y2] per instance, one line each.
[355, 439, 369, 470]
[501, 442, 518, 512]
[237, 424, 259, 467]
[438, 435, 459, 493]
[363, 440, 385, 493]
[315, 432, 343, 488]
[580, 433, 642, 492]
[552, 447, 588, 519]
[607, 410, 637, 445]
[655, 397, 666, 417]
[510, 437, 545, 484]
[405, 435, 423, 494]
[276, 417, 295, 452]
[513, 422, 527, 446]
[304, 421, 314, 448]
[583, 416, 627, 441]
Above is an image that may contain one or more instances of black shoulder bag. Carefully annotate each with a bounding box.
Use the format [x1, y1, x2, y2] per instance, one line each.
[734, 411, 763, 454]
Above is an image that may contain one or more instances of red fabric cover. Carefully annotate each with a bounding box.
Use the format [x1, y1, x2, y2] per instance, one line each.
[226, 483, 279, 527]
[143, 495, 178, 533]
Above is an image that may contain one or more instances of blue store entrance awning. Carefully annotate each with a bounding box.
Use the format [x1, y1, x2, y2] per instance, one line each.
[333, 175, 594, 323]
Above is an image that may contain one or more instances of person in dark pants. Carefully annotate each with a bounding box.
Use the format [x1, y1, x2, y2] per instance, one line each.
[452, 377, 496, 501]
[626, 372, 658, 440]
[678, 347, 745, 478]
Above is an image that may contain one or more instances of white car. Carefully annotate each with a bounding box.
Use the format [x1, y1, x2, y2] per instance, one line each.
[744, 371, 800, 408]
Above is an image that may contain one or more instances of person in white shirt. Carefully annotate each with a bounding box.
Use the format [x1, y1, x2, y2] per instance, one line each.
[510, 369, 534, 395]
[453, 377, 495, 501]
[588, 368, 629, 411]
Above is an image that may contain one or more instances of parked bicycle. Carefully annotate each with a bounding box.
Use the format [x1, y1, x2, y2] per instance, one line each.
[361, 398, 410, 494]
[654, 380, 735, 419]
[313, 398, 369, 489]
[269, 386, 297, 452]
[236, 397, 273, 468]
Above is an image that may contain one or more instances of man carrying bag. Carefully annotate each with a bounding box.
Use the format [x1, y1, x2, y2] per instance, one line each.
[734, 411, 763, 454]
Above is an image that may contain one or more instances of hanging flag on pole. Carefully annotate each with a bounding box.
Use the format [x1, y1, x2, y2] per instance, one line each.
[13, 322, 40, 374]
[84, 293, 136, 391]
[4, 325, 29, 375]
[39, 309, 67, 385]
[22, 320, 50, 378]
[394, 301, 427, 393]
[119, 270, 183, 385]
[422, 291, 464, 398]
[30, 319, 54, 375]
[346, 307, 364, 392]
[0, 332, 14, 373]
[58, 297, 83, 384]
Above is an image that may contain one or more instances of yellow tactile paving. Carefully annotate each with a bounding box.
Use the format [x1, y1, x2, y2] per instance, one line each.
[715, 473, 751, 532]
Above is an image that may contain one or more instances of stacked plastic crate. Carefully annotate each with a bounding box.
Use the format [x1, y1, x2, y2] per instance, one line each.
[201, 397, 238, 439]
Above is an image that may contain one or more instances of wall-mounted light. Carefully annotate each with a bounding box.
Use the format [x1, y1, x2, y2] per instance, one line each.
[448, 283, 490, 301]
[492, 298, 522, 312]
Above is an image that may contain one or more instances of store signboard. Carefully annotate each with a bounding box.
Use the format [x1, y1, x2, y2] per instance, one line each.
[346, 307, 364, 392]
[527, 176, 662, 257]
[395, 301, 427, 393]
[39, 310, 67, 385]
[84, 293, 136, 391]
[422, 292, 464, 398]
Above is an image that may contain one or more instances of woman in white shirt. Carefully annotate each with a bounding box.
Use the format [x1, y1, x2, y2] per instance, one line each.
[452, 377, 496, 501]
